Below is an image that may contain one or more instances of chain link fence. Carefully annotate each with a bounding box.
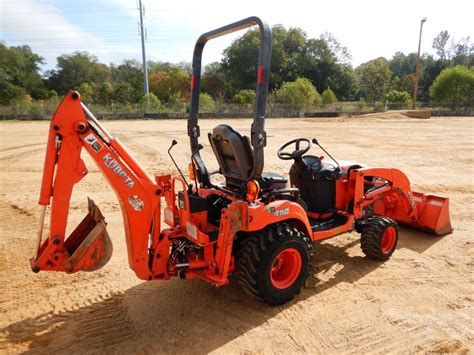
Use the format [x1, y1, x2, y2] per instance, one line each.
[1, 100, 473, 120]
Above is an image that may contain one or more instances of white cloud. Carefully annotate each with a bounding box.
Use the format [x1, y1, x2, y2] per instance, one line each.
[0, 0, 137, 70]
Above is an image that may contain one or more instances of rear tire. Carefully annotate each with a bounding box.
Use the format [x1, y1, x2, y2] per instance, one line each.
[360, 216, 398, 261]
[236, 223, 311, 305]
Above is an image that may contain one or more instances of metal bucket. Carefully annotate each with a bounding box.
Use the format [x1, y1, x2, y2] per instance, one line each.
[412, 192, 453, 236]
[61, 198, 113, 272]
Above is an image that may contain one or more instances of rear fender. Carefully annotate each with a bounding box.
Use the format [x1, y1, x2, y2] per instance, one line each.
[246, 200, 312, 236]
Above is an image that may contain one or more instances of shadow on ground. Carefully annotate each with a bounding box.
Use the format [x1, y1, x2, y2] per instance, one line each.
[1, 229, 445, 353]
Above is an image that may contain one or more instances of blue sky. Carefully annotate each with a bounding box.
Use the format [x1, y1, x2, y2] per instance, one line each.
[1, 0, 472, 73]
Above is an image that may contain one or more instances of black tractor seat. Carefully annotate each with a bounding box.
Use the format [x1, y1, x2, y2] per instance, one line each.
[208, 124, 287, 193]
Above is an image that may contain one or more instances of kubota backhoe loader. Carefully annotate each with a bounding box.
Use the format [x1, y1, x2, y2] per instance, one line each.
[31, 17, 452, 305]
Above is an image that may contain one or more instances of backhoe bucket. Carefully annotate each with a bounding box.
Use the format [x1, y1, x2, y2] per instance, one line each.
[63, 198, 113, 272]
[412, 192, 452, 235]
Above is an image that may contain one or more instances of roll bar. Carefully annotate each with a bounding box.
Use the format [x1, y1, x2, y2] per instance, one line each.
[188, 16, 272, 186]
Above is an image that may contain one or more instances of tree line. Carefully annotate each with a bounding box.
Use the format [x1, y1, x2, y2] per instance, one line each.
[1, 26, 473, 113]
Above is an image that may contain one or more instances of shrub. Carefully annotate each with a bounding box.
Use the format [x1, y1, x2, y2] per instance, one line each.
[199, 92, 215, 112]
[139, 93, 161, 111]
[322, 88, 337, 105]
[384, 90, 411, 109]
[430, 65, 474, 109]
[275, 77, 319, 110]
[167, 94, 186, 112]
[233, 89, 256, 105]
[373, 101, 385, 112]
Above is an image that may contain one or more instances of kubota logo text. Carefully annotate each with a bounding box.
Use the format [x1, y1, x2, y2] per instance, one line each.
[102, 153, 134, 188]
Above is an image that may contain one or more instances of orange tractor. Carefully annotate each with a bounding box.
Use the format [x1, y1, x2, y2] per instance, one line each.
[31, 17, 452, 305]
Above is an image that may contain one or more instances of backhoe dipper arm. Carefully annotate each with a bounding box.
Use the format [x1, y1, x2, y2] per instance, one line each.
[32, 92, 170, 280]
[188, 16, 272, 185]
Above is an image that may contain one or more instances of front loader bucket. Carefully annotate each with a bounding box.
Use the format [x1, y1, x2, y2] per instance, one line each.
[412, 192, 453, 235]
[63, 198, 113, 272]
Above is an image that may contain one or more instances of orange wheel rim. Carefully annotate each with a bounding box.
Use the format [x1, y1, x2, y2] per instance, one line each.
[270, 248, 302, 289]
[381, 227, 396, 254]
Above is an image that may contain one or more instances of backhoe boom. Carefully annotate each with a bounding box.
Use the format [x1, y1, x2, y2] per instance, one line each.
[31, 92, 170, 280]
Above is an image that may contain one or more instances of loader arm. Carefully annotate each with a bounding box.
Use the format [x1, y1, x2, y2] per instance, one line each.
[349, 167, 452, 235]
[31, 92, 171, 280]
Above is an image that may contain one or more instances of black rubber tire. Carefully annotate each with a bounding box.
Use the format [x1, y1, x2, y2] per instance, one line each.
[360, 216, 399, 261]
[235, 223, 311, 305]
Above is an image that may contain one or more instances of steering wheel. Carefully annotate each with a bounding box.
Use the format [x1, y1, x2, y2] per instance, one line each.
[277, 138, 312, 160]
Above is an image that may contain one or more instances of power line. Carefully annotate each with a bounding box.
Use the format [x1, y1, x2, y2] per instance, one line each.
[4, 8, 137, 15]
[3, 8, 200, 15]
[4, 37, 194, 42]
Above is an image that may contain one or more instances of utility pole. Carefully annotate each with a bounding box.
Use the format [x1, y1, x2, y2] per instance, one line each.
[138, 0, 149, 96]
[412, 17, 427, 109]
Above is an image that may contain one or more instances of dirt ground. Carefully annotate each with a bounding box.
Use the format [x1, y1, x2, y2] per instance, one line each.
[0, 114, 473, 354]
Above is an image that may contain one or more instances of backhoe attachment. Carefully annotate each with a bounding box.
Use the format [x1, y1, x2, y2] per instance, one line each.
[31, 91, 164, 279]
[30, 92, 117, 273]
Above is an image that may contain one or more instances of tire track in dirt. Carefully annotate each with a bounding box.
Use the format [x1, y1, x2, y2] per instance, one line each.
[0, 143, 45, 153]
[0, 145, 45, 163]
[0, 201, 140, 353]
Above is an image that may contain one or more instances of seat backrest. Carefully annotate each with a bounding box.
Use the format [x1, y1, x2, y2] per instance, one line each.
[208, 125, 254, 185]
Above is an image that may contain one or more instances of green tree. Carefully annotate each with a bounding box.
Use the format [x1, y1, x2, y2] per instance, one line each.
[45, 51, 111, 95]
[99, 82, 114, 104]
[221, 26, 356, 100]
[112, 82, 135, 103]
[389, 75, 413, 93]
[0, 44, 48, 104]
[322, 88, 337, 104]
[148, 61, 192, 75]
[275, 77, 319, 110]
[432, 31, 473, 67]
[355, 58, 392, 101]
[450, 36, 474, 67]
[432, 31, 451, 62]
[233, 89, 256, 105]
[297, 36, 357, 100]
[417, 54, 445, 102]
[111, 60, 143, 97]
[201, 62, 228, 99]
[429, 66, 474, 108]
[222, 25, 310, 92]
[78, 82, 93, 103]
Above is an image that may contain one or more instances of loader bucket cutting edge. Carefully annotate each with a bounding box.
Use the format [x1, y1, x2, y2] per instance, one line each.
[63, 198, 113, 272]
[412, 192, 453, 236]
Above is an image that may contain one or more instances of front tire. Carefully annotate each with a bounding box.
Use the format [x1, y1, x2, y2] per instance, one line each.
[236, 223, 311, 305]
[360, 216, 398, 261]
